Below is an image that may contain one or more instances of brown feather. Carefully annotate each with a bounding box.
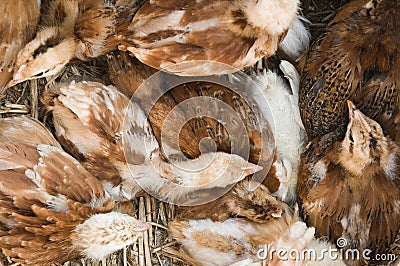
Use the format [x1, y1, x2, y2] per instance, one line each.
[298, 103, 400, 260]
[299, 0, 400, 142]
[0, 116, 61, 148]
[126, 0, 299, 75]
[0, 0, 40, 93]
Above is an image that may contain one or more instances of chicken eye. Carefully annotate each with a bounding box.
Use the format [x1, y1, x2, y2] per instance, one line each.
[349, 133, 354, 143]
[33, 71, 45, 77]
[369, 134, 377, 149]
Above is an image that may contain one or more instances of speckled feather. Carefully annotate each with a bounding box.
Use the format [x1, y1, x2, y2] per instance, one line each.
[299, 0, 400, 141]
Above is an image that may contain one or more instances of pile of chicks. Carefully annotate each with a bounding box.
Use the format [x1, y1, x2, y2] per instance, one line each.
[0, 0, 399, 265]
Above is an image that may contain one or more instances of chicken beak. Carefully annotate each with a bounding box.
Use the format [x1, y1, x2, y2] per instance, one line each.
[347, 100, 371, 133]
[271, 209, 283, 218]
[241, 162, 263, 176]
[7, 79, 20, 88]
[7, 64, 28, 88]
[133, 221, 151, 232]
[347, 100, 356, 119]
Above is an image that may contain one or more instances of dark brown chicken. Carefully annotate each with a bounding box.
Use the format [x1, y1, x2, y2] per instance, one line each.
[299, 0, 400, 142]
[297, 101, 400, 264]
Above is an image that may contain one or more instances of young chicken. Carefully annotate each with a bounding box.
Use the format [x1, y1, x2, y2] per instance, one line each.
[115, 153, 263, 206]
[0, 116, 61, 148]
[7, 0, 141, 87]
[43, 80, 263, 202]
[297, 101, 400, 262]
[106, 52, 303, 221]
[299, 0, 400, 141]
[169, 206, 346, 266]
[0, 142, 150, 265]
[107, 52, 279, 190]
[175, 179, 284, 223]
[249, 60, 307, 204]
[9, 0, 299, 85]
[42, 80, 159, 199]
[0, 0, 40, 94]
[126, 0, 300, 76]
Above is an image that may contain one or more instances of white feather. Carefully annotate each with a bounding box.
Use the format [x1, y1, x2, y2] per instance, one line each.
[243, 0, 299, 35]
[249, 61, 306, 204]
[279, 16, 311, 59]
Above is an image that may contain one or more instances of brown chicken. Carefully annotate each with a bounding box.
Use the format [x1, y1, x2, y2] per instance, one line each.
[298, 0, 400, 142]
[0, 142, 150, 265]
[176, 179, 284, 223]
[8, 0, 300, 87]
[170, 206, 346, 266]
[7, 0, 142, 87]
[297, 101, 400, 264]
[0, 0, 40, 94]
[43, 80, 264, 205]
[126, 0, 300, 75]
[42, 80, 160, 199]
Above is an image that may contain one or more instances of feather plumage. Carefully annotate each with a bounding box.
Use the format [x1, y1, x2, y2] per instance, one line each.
[126, 0, 299, 75]
[0, 0, 40, 93]
[170, 206, 345, 266]
[0, 116, 61, 148]
[299, 0, 400, 142]
[297, 101, 400, 263]
[0, 142, 149, 265]
[43, 80, 159, 199]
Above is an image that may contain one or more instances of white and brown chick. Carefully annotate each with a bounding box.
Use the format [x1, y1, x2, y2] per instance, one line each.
[126, 0, 300, 75]
[0, 0, 40, 93]
[170, 205, 345, 266]
[297, 101, 400, 264]
[0, 141, 150, 265]
[42, 80, 264, 204]
[7, 0, 141, 87]
[106, 52, 300, 222]
[7, 0, 302, 85]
